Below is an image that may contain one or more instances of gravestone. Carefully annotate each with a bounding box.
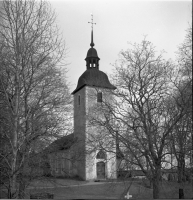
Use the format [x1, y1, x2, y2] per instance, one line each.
[179, 189, 184, 199]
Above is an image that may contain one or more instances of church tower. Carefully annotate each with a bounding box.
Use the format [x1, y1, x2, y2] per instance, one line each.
[72, 15, 117, 180]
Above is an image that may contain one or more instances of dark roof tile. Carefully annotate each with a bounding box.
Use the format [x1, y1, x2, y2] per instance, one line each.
[72, 68, 116, 94]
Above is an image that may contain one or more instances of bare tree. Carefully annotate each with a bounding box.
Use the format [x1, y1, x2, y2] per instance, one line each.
[170, 111, 192, 183]
[177, 25, 192, 80]
[169, 25, 192, 184]
[88, 39, 189, 199]
[0, 0, 72, 198]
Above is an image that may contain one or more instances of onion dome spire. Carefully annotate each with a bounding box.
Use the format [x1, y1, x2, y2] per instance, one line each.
[71, 14, 117, 94]
[85, 14, 100, 69]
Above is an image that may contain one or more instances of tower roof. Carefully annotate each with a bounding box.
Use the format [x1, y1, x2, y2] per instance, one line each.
[72, 68, 116, 94]
[72, 15, 116, 94]
[86, 47, 98, 58]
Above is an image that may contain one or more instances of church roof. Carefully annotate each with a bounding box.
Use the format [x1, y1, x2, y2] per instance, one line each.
[45, 133, 77, 153]
[72, 68, 116, 94]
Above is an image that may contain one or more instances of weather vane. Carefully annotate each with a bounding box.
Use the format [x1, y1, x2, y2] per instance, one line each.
[88, 13, 96, 30]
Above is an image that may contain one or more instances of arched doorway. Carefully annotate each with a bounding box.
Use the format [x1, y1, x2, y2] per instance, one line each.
[96, 161, 105, 179]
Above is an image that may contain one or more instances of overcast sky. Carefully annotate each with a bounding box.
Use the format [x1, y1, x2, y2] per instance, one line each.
[49, 0, 192, 91]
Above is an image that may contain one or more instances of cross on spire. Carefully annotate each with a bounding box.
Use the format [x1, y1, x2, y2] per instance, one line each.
[88, 14, 96, 47]
[88, 13, 96, 30]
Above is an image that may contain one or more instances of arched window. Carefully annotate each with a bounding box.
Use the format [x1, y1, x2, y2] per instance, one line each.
[96, 150, 106, 159]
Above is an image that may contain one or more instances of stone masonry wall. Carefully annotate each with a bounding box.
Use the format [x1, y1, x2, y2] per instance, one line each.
[85, 86, 117, 180]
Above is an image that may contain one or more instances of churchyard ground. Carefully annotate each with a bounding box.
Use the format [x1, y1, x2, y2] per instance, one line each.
[25, 178, 192, 199]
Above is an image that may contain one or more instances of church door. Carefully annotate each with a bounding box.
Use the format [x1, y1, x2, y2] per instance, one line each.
[97, 161, 105, 179]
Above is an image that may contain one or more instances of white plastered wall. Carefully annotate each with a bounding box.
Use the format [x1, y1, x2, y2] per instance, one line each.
[84, 86, 117, 180]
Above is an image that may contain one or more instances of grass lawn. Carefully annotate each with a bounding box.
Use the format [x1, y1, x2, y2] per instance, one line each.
[8, 178, 193, 199]
[137, 179, 192, 199]
[159, 180, 192, 199]
[27, 180, 150, 199]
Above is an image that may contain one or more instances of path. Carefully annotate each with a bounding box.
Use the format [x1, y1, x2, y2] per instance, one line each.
[28, 179, 110, 189]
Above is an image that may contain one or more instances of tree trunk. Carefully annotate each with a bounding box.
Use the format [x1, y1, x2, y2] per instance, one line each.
[11, 148, 17, 192]
[11, 72, 20, 193]
[152, 177, 160, 199]
[11, 134, 18, 198]
[18, 158, 26, 199]
[11, 116, 19, 193]
[7, 184, 12, 199]
[178, 153, 185, 183]
[152, 166, 161, 199]
[18, 176, 26, 199]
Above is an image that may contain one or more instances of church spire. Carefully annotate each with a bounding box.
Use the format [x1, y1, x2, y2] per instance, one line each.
[85, 14, 100, 69]
[88, 14, 96, 48]
[90, 30, 94, 47]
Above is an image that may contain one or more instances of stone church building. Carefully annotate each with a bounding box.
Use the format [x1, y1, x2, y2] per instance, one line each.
[46, 27, 121, 181]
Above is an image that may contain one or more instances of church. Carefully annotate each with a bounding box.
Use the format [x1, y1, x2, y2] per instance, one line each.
[46, 19, 120, 181]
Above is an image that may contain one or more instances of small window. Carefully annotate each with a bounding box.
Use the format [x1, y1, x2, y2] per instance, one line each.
[78, 95, 80, 105]
[96, 150, 106, 159]
[97, 92, 102, 102]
